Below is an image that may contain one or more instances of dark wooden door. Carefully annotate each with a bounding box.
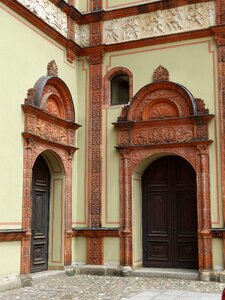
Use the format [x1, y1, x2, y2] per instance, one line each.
[142, 156, 198, 269]
[31, 155, 50, 273]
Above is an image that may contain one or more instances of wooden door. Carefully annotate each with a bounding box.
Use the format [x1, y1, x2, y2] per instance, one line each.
[142, 156, 198, 269]
[31, 155, 50, 273]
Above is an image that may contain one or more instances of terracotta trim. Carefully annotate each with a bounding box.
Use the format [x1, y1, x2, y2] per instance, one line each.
[103, 67, 133, 107]
[21, 77, 80, 273]
[72, 228, 121, 237]
[211, 229, 225, 238]
[82, 0, 211, 23]
[0, 230, 27, 242]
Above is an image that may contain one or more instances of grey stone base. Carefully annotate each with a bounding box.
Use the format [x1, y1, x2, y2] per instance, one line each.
[69, 264, 122, 276]
[0, 270, 65, 293]
[0, 276, 21, 293]
[199, 270, 221, 282]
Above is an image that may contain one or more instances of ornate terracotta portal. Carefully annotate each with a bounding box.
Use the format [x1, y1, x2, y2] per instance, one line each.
[21, 63, 80, 274]
[114, 69, 214, 271]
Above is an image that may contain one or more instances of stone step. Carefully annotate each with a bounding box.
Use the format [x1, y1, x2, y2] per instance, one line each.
[132, 268, 199, 281]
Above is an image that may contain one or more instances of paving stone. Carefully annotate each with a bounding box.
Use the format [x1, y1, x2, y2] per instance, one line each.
[0, 274, 224, 299]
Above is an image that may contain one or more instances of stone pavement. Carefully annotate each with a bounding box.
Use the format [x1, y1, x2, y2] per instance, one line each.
[0, 273, 224, 299]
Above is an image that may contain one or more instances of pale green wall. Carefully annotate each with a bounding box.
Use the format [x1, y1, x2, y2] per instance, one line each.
[74, 0, 89, 12]
[0, 3, 78, 232]
[132, 173, 142, 266]
[104, 238, 120, 265]
[0, 242, 21, 277]
[103, 38, 222, 230]
[72, 58, 89, 227]
[72, 237, 87, 263]
[103, 38, 222, 266]
[103, 0, 155, 10]
[212, 239, 223, 271]
[102, 108, 121, 227]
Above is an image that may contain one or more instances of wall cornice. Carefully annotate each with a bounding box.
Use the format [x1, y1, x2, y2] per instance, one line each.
[2, 0, 222, 59]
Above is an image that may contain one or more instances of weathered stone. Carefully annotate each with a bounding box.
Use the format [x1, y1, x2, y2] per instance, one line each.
[65, 266, 76, 277]
[121, 266, 132, 277]
[81, 265, 106, 276]
[20, 274, 33, 287]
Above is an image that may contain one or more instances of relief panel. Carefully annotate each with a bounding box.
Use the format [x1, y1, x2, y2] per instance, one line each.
[16, 0, 67, 36]
[103, 1, 215, 44]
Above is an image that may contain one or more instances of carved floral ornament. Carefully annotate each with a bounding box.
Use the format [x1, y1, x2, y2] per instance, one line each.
[22, 61, 80, 150]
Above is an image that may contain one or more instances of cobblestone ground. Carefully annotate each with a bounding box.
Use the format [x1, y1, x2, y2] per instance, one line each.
[0, 274, 225, 300]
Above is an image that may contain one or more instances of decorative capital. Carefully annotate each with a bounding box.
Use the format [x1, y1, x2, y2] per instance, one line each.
[211, 27, 225, 46]
[24, 88, 35, 105]
[120, 148, 131, 159]
[214, 34, 225, 47]
[87, 54, 103, 65]
[153, 65, 169, 82]
[197, 144, 208, 155]
[47, 60, 58, 77]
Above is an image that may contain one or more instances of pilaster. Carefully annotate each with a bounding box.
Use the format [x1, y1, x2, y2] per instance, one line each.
[86, 0, 104, 262]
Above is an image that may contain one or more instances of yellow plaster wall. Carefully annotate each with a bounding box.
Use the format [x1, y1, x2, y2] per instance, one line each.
[104, 238, 120, 264]
[0, 242, 21, 277]
[72, 237, 87, 263]
[0, 4, 79, 231]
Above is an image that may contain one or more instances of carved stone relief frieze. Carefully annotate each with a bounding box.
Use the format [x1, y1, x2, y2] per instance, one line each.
[35, 119, 67, 145]
[132, 125, 193, 145]
[16, 0, 67, 37]
[103, 1, 215, 44]
[75, 25, 90, 47]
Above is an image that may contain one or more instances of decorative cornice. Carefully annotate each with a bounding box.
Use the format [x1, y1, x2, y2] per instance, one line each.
[0, 229, 27, 242]
[1, 0, 218, 57]
[72, 227, 121, 237]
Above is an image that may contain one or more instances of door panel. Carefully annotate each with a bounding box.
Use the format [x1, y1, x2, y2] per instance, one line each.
[142, 156, 198, 269]
[31, 156, 50, 273]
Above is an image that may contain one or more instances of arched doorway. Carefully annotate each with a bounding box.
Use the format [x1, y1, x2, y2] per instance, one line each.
[31, 155, 50, 273]
[142, 155, 198, 269]
[21, 63, 80, 274]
